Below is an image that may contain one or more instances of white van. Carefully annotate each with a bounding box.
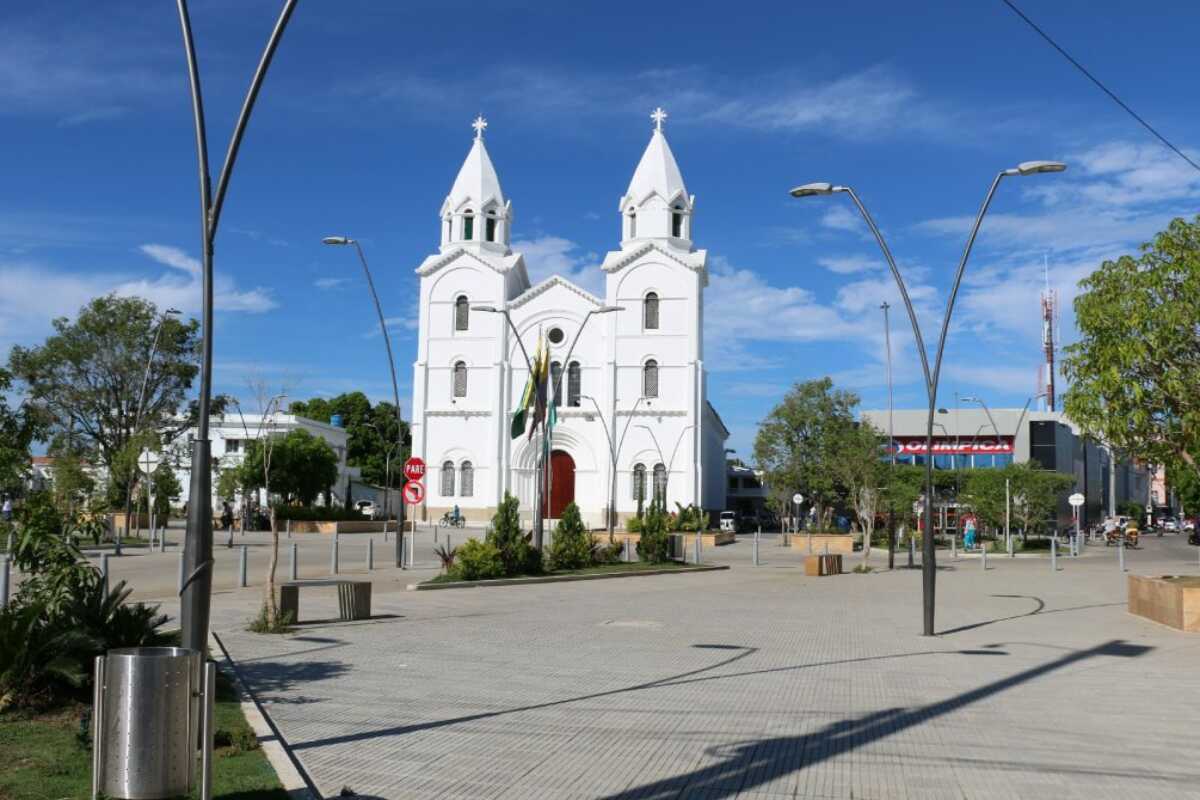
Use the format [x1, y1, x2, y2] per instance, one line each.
[719, 511, 737, 532]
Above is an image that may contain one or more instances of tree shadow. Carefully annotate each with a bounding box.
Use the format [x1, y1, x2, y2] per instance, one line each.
[237, 659, 352, 706]
[596, 639, 1152, 800]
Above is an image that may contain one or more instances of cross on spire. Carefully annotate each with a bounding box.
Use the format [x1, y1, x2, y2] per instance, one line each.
[472, 115, 488, 140]
[650, 107, 667, 131]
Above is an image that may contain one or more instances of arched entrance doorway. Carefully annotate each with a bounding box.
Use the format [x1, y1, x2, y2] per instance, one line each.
[543, 449, 575, 519]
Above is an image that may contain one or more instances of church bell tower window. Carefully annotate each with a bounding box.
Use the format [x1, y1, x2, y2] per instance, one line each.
[671, 208, 683, 238]
[453, 361, 467, 398]
[628, 209, 637, 239]
[454, 295, 469, 331]
[643, 293, 659, 330]
[462, 212, 474, 241]
[642, 359, 659, 398]
[485, 216, 497, 242]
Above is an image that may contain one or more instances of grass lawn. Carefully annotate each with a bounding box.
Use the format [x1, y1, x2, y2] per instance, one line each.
[0, 670, 288, 800]
[424, 560, 701, 585]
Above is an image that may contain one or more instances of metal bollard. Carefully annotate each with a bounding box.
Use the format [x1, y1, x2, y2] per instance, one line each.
[178, 552, 185, 595]
[289, 542, 298, 581]
[952, 536, 957, 559]
[1008, 535, 1015, 557]
[331, 534, 340, 574]
[694, 532, 701, 565]
[286, 518, 292, 539]
[624, 536, 632, 563]
[981, 544, 987, 571]
[100, 553, 110, 598]
[239, 545, 248, 588]
[1118, 536, 1125, 572]
[1051, 536, 1058, 571]
[753, 530, 760, 566]
[367, 538, 374, 571]
[1, 556, 10, 608]
[908, 535, 915, 567]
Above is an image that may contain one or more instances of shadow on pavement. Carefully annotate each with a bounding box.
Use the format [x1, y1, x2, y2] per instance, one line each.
[596, 639, 1151, 800]
[237, 659, 352, 705]
[938, 594, 1126, 636]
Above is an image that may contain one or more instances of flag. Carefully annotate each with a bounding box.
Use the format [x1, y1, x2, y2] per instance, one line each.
[527, 331, 551, 441]
[510, 331, 546, 439]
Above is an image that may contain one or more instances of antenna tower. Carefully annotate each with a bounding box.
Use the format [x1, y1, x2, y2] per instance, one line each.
[1040, 255, 1058, 411]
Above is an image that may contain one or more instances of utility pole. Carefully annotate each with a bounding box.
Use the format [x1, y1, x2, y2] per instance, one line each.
[882, 301, 896, 570]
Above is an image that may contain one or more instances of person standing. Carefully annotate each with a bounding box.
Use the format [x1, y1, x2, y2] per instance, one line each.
[1, 496, 12, 523]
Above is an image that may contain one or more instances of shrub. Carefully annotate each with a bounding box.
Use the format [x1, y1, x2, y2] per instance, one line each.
[247, 604, 295, 634]
[591, 539, 624, 565]
[548, 502, 591, 571]
[637, 501, 672, 564]
[625, 515, 643, 533]
[486, 492, 541, 575]
[453, 538, 505, 581]
[671, 503, 710, 532]
[434, 543, 458, 572]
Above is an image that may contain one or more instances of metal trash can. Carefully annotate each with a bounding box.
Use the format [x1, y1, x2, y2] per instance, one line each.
[92, 647, 215, 800]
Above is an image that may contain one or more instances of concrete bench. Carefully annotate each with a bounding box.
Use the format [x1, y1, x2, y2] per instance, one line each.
[279, 579, 372, 623]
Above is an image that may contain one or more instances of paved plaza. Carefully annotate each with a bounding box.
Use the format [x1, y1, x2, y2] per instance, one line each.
[142, 533, 1200, 798]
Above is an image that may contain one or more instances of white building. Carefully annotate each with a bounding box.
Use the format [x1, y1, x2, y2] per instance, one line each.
[410, 112, 729, 526]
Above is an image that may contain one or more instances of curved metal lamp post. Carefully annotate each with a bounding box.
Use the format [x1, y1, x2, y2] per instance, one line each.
[176, 0, 298, 653]
[790, 160, 1065, 636]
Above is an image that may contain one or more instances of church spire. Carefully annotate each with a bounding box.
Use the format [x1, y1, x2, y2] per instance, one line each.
[440, 116, 511, 253]
[619, 108, 694, 247]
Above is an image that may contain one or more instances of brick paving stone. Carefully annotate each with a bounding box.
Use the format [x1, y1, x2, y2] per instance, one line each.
[196, 534, 1200, 799]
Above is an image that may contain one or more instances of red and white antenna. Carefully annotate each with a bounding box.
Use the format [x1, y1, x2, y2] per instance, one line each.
[1040, 254, 1057, 411]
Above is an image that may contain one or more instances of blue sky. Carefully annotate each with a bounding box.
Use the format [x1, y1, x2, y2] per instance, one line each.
[3, 1, 1199, 456]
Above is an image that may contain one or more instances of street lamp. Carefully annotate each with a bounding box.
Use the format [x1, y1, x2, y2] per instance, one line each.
[323, 236, 406, 559]
[790, 159, 1066, 636]
[960, 395, 1001, 439]
[176, 0, 299, 654]
[634, 423, 694, 508]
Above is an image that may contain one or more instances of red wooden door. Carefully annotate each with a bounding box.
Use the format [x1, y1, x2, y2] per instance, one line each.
[544, 450, 575, 519]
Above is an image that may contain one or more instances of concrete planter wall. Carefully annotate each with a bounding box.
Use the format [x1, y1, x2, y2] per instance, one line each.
[591, 531, 735, 547]
[1128, 575, 1200, 632]
[790, 533, 855, 555]
[108, 513, 150, 530]
[283, 520, 397, 534]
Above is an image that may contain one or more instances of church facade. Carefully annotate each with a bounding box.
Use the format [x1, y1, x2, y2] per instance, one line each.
[409, 112, 728, 527]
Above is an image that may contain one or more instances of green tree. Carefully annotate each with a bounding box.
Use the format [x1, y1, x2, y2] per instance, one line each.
[636, 499, 672, 563]
[7, 296, 208, 501]
[753, 378, 861, 531]
[960, 468, 1009, 536]
[1063, 216, 1200, 487]
[486, 492, 540, 575]
[241, 429, 339, 507]
[151, 464, 181, 522]
[548, 502, 591, 571]
[1167, 457, 1200, 518]
[0, 367, 48, 499]
[829, 419, 886, 565]
[1007, 463, 1075, 538]
[290, 393, 411, 488]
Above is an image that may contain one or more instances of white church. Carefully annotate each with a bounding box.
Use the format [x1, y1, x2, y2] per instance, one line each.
[409, 110, 729, 527]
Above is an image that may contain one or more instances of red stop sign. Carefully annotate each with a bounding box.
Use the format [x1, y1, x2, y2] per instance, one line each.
[403, 457, 426, 482]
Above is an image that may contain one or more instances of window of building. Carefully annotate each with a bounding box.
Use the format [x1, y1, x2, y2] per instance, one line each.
[460, 461, 474, 497]
[671, 207, 683, 238]
[462, 212, 474, 241]
[728, 476, 738, 490]
[653, 463, 667, 503]
[548, 327, 564, 344]
[642, 359, 658, 398]
[643, 292, 659, 330]
[632, 463, 646, 501]
[453, 361, 467, 398]
[445, 217, 452, 241]
[628, 209, 637, 238]
[441, 460, 455, 496]
[934, 454, 952, 470]
[485, 216, 497, 242]
[454, 295, 469, 331]
[994, 454, 1013, 468]
[550, 361, 563, 407]
[567, 361, 581, 407]
[225, 439, 241, 453]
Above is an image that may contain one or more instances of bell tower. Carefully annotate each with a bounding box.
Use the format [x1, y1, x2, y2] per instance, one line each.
[618, 107, 695, 249]
[439, 115, 512, 256]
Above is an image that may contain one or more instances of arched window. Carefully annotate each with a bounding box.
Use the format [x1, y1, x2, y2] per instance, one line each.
[550, 361, 563, 407]
[440, 460, 455, 496]
[454, 295, 469, 331]
[653, 463, 667, 503]
[632, 463, 646, 502]
[462, 211, 474, 241]
[671, 206, 683, 238]
[628, 209, 637, 238]
[642, 359, 658, 398]
[485, 214, 497, 242]
[643, 292, 659, 330]
[453, 361, 467, 398]
[567, 361, 581, 407]
[460, 462, 474, 497]
[444, 217, 452, 241]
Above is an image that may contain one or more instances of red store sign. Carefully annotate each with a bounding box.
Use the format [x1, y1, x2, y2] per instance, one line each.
[892, 436, 1014, 456]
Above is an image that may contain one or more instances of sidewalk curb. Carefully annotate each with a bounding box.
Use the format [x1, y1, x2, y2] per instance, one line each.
[408, 563, 729, 591]
[210, 632, 318, 799]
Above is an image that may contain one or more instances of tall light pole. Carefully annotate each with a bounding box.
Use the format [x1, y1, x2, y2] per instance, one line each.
[790, 159, 1066, 636]
[176, 0, 298, 654]
[881, 300, 896, 568]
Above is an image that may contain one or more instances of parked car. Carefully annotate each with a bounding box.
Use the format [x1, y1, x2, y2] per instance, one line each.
[1162, 518, 1178, 532]
[719, 511, 737, 532]
[355, 500, 381, 520]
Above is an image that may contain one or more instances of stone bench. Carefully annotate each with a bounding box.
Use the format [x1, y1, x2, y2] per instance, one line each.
[279, 579, 372, 623]
[804, 554, 843, 577]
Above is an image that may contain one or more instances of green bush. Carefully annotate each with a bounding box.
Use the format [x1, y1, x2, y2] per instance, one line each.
[637, 501, 672, 564]
[486, 492, 541, 575]
[671, 503, 710, 532]
[591, 538, 624, 565]
[625, 515, 643, 533]
[453, 538, 505, 581]
[548, 502, 591, 571]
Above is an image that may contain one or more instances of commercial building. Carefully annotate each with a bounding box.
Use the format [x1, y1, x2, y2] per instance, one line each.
[859, 407, 1150, 532]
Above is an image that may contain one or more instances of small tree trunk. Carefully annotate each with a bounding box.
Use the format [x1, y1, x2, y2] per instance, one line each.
[265, 499, 279, 627]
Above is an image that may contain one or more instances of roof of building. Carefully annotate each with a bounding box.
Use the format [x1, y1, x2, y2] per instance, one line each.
[444, 135, 505, 213]
[622, 128, 688, 208]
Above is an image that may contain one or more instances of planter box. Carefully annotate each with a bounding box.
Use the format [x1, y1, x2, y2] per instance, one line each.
[805, 554, 843, 576]
[1128, 575, 1200, 632]
[791, 533, 854, 555]
[279, 520, 396, 534]
[108, 513, 150, 530]
[591, 531, 734, 547]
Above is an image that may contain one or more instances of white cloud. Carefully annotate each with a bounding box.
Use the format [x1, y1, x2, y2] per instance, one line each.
[139, 244, 200, 277]
[512, 235, 604, 297]
[817, 254, 880, 274]
[314, 277, 347, 290]
[819, 206, 862, 233]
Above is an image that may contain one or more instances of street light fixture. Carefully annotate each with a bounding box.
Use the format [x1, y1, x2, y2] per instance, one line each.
[960, 395, 1001, 439]
[323, 235, 406, 561]
[790, 159, 1067, 636]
